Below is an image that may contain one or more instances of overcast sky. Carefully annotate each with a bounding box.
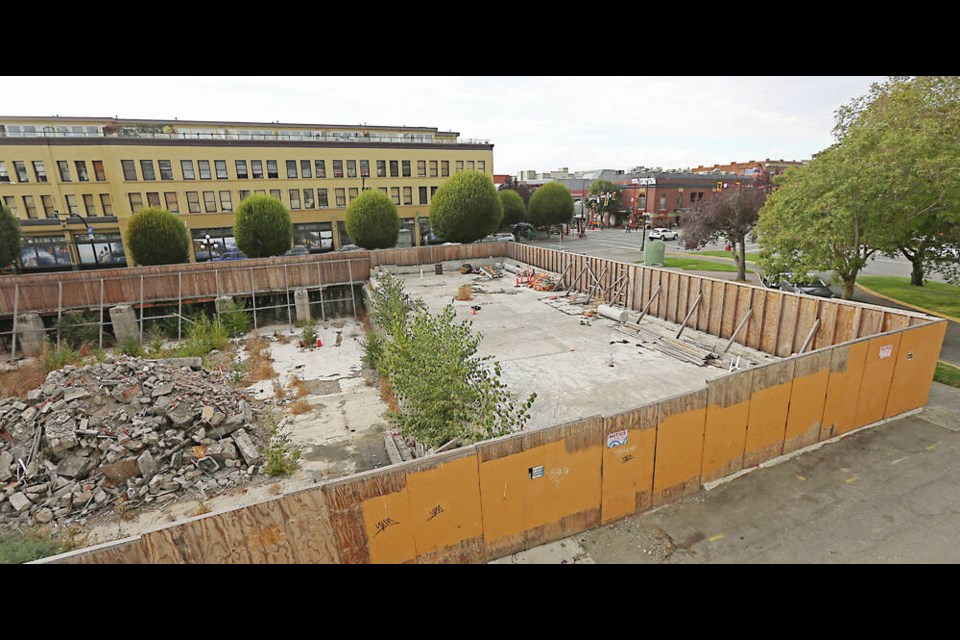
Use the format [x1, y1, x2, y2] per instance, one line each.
[3, 76, 884, 175]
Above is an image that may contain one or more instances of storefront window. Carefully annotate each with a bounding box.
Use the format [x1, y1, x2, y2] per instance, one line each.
[76, 233, 127, 267]
[191, 228, 237, 261]
[19, 235, 72, 270]
[293, 222, 334, 253]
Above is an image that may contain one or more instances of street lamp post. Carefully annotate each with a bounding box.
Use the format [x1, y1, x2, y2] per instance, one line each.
[54, 210, 93, 271]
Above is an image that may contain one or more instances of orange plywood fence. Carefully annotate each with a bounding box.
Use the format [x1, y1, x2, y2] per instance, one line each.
[477, 416, 603, 560]
[652, 389, 708, 507]
[782, 350, 832, 454]
[323, 468, 414, 564]
[403, 449, 485, 564]
[742, 359, 795, 467]
[853, 333, 903, 429]
[700, 370, 754, 484]
[820, 339, 870, 440]
[884, 321, 947, 418]
[600, 404, 659, 524]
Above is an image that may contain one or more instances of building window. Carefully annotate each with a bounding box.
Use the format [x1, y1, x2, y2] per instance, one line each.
[23, 195, 38, 219]
[690, 192, 696, 204]
[76, 232, 126, 267]
[659, 195, 666, 211]
[186, 192, 201, 213]
[317, 188, 329, 207]
[270, 189, 281, 200]
[33, 161, 48, 183]
[389, 161, 399, 177]
[128, 193, 143, 213]
[431, 186, 438, 198]
[300, 160, 312, 179]
[289, 189, 301, 209]
[146, 192, 161, 208]
[215, 160, 228, 180]
[13, 162, 28, 182]
[164, 192, 179, 213]
[154, 159, 172, 181]
[40, 195, 56, 217]
[57, 160, 72, 182]
[65, 194, 79, 215]
[677, 193, 683, 209]
[417, 160, 426, 177]
[360, 160, 370, 178]
[99, 194, 113, 216]
[0, 161, 9, 183]
[199, 160, 212, 180]
[441, 161, 449, 177]
[83, 194, 97, 217]
[252, 160, 263, 179]
[286, 160, 298, 179]
[429, 160, 438, 178]
[220, 191, 233, 211]
[303, 189, 314, 209]
[466, 161, 474, 171]
[390, 187, 400, 205]
[419, 186, 428, 205]
[203, 191, 217, 212]
[121, 160, 137, 181]
[181, 160, 196, 180]
[403, 187, 412, 206]
[20, 235, 72, 269]
[348, 187, 358, 203]
[239, 190, 250, 201]
[3, 196, 18, 217]
[347, 160, 357, 178]
[267, 160, 278, 179]
[333, 160, 344, 178]
[92, 160, 106, 182]
[235, 160, 248, 179]
[401, 160, 411, 177]
[478, 161, 485, 172]
[314, 160, 326, 179]
[140, 160, 156, 181]
[456, 160, 464, 173]
[377, 160, 386, 177]
[70, 160, 89, 182]
[335, 188, 346, 208]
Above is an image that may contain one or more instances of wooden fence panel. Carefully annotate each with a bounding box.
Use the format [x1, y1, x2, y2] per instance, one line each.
[853, 333, 902, 429]
[760, 291, 783, 355]
[782, 350, 832, 454]
[743, 359, 795, 467]
[885, 321, 947, 418]
[652, 389, 708, 506]
[745, 288, 767, 349]
[601, 404, 659, 524]
[820, 340, 870, 440]
[701, 371, 753, 484]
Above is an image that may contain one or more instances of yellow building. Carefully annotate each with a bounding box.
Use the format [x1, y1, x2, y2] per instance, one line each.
[0, 117, 494, 271]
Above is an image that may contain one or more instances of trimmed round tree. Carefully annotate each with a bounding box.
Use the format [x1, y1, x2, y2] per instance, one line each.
[346, 190, 400, 249]
[234, 194, 292, 258]
[124, 207, 190, 266]
[498, 189, 526, 228]
[429, 170, 503, 243]
[0, 203, 21, 269]
[527, 182, 574, 228]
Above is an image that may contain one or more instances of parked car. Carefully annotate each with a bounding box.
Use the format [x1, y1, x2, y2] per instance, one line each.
[648, 227, 679, 241]
[209, 250, 249, 262]
[422, 231, 447, 245]
[778, 273, 835, 298]
[493, 232, 516, 242]
[477, 235, 499, 243]
[283, 245, 310, 256]
[337, 244, 362, 252]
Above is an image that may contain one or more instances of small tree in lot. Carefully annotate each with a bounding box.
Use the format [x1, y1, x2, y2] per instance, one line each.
[345, 190, 400, 249]
[527, 182, 574, 228]
[0, 203, 22, 271]
[498, 189, 526, 228]
[234, 194, 292, 258]
[124, 207, 190, 266]
[429, 170, 503, 243]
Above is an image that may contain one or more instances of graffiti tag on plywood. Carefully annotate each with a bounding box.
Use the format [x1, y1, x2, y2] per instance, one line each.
[374, 517, 400, 537]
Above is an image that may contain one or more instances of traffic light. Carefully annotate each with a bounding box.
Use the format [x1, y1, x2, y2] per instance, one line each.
[715, 181, 723, 192]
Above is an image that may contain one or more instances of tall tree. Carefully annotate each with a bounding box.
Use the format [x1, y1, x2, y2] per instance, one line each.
[234, 194, 293, 258]
[429, 170, 503, 243]
[0, 203, 22, 271]
[346, 190, 400, 249]
[834, 76, 960, 286]
[498, 189, 526, 228]
[588, 179, 622, 222]
[682, 179, 767, 282]
[527, 182, 574, 228]
[498, 175, 516, 191]
[124, 207, 190, 266]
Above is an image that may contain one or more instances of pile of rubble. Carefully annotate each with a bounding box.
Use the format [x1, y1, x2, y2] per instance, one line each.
[0, 356, 266, 527]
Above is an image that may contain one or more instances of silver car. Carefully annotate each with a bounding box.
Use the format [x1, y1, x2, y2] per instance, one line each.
[648, 227, 679, 241]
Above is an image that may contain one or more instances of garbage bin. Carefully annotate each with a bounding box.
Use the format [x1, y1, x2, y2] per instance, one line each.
[435, 263, 443, 275]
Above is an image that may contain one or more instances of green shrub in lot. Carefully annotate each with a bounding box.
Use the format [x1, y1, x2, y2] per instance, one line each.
[219, 297, 252, 338]
[57, 312, 99, 350]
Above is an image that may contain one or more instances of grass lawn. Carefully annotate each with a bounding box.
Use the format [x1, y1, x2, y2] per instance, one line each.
[649, 257, 755, 273]
[934, 361, 960, 388]
[691, 250, 761, 262]
[857, 276, 960, 319]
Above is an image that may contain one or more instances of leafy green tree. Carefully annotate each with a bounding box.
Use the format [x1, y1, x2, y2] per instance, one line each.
[234, 194, 292, 258]
[588, 179, 622, 221]
[429, 170, 503, 242]
[498, 189, 526, 227]
[833, 76, 960, 286]
[527, 182, 574, 227]
[124, 207, 190, 266]
[498, 175, 516, 191]
[345, 190, 400, 249]
[0, 203, 21, 270]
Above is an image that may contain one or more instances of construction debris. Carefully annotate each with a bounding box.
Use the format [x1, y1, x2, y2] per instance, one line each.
[0, 356, 265, 527]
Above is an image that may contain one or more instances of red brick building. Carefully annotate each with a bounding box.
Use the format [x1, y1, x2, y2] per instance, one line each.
[691, 158, 805, 177]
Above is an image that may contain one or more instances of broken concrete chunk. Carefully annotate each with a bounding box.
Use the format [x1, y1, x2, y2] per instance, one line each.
[27, 388, 42, 401]
[63, 388, 92, 402]
[152, 382, 175, 397]
[232, 428, 261, 465]
[166, 404, 196, 429]
[209, 411, 226, 428]
[21, 406, 37, 423]
[101, 459, 140, 483]
[34, 508, 54, 524]
[137, 450, 158, 481]
[206, 442, 238, 464]
[200, 406, 215, 422]
[0, 451, 13, 482]
[9, 492, 32, 513]
[157, 357, 203, 370]
[117, 382, 142, 403]
[57, 454, 94, 480]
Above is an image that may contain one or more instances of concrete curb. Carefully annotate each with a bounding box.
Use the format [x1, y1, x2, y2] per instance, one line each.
[854, 283, 960, 325]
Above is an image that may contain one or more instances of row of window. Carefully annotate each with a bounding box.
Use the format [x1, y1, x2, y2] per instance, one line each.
[0, 159, 108, 184]
[120, 158, 485, 182]
[4, 193, 113, 219]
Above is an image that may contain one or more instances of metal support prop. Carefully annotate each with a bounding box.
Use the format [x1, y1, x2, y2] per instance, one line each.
[249, 268, 258, 330]
[635, 285, 662, 324]
[57, 282, 63, 348]
[98, 278, 105, 349]
[177, 272, 183, 341]
[723, 308, 754, 353]
[347, 259, 357, 319]
[10, 284, 19, 361]
[317, 261, 326, 322]
[215, 269, 221, 325]
[675, 292, 703, 339]
[139, 275, 144, 343]
[283, 264, 292, 332]
[798, 318, 821, 354]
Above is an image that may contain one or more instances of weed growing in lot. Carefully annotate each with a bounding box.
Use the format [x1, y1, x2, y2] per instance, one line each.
[0, 526, 81, 564]
[41, 342, 83, 373]
[117, 336, 146, 357]
[300, 319, 318, 348]
[264, 419, 301, 477]
[219, 297, 252, 338]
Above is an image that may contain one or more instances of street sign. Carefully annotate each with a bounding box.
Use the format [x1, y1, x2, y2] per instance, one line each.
[86, 226, 94, 237]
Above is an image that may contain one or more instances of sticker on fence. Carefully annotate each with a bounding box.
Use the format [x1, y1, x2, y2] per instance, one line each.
[607, 429, 629, 448]
[529, 465, 545, 479]
[879, 345, 893, 359]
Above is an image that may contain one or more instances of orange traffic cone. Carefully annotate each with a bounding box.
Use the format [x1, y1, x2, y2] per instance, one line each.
[316, 337, 323, 347]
